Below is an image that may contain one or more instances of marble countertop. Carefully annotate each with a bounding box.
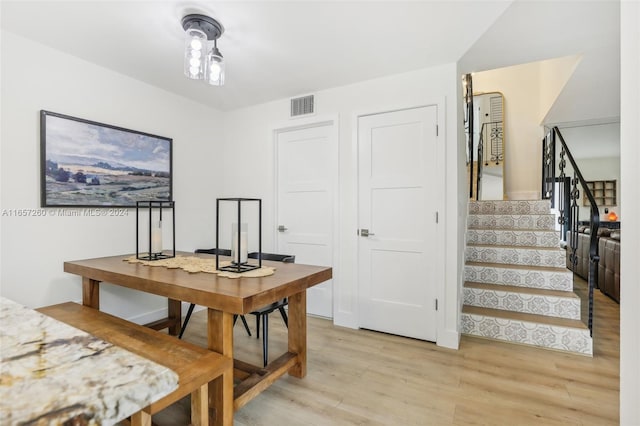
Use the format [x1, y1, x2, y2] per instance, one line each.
[0, 297, 178, 425]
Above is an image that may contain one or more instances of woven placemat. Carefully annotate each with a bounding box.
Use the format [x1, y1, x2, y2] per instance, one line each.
[124, 255, 275, 279]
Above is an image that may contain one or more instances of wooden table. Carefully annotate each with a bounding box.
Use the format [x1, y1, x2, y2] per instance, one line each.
[63, 253, 332, 426]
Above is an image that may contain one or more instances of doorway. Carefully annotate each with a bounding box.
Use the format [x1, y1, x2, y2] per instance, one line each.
[357, 106, 439, 341]
[275, 120, 337, 318]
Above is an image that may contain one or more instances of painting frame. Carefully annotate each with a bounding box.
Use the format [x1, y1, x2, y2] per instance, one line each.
[40, 110, 173, 207]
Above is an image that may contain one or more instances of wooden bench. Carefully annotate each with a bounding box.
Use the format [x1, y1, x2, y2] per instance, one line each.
[37, 302, 232, 426]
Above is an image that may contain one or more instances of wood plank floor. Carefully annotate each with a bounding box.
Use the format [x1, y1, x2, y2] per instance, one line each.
[152, 277, 619, 425]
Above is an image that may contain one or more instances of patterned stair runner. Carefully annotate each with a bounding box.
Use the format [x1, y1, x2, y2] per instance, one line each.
[462, 200, 592, 356]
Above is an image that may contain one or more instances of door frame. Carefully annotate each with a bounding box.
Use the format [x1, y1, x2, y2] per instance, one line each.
[271, 114, 340, 317]
[352, 99, 446, 342]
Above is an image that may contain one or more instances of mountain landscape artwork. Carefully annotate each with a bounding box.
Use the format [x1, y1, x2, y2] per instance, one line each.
[41, 111, 172, 207]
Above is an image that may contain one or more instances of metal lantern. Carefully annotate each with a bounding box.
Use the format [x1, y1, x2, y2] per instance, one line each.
[136, 201, 175, 260]
[216, 198, 261, 272]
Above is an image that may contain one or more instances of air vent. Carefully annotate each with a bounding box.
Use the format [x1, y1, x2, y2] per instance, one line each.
[290, 94, 315, 117]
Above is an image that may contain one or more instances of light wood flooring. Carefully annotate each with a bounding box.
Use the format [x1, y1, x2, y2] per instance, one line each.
[153, 277, 619, 425]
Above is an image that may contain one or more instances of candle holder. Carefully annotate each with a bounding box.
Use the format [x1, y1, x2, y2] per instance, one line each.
[216, 198, 261, 273]
[136, 200, 176, 261]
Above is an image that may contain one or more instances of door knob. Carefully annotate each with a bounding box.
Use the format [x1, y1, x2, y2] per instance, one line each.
[360, 229, 375, 237]
[278, 225, 288, 232]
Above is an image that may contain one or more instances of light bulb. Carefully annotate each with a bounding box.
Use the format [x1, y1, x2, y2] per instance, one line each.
[184, 27, 207, 79]
[190, 38, 203, 50]
[206, 47, 225, 86]
[209, 62, 221, 75]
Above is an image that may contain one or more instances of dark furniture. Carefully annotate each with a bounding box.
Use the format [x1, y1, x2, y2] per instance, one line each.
[178, 248, 251, 339]
[247, 252, 295, 367]
[598, 232, 620, 303]
[566, 227, 620, 303]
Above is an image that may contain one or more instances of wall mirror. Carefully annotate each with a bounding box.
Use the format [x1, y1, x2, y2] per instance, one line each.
[472, 92, 505, 200]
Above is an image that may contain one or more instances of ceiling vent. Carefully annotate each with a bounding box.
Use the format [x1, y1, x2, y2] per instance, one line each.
[290, 94, 315, 117]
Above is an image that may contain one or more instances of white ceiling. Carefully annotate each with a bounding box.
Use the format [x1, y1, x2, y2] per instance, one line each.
[459, 0, 620, 126]
[459, 0, 621, 158]
[1, 0, 620, 126]
[1, 1, 512, 111]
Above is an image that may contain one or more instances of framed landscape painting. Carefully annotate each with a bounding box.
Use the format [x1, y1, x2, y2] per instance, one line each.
[40, 110, 172, 207]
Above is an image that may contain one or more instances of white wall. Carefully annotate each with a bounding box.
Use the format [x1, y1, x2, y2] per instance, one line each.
[620, 1, 640, 423]
[221, 63, 462, 349]
[571, 157, 621, 221]
[0, 32, 224, 321]
[1, 30, 463, 348]
[473, 62, 545, 200]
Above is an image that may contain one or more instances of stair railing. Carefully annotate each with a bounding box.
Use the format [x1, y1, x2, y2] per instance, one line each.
[541, 126, 599, 336]
[464, 73, 475, 199]
[475, 123, 484, 200]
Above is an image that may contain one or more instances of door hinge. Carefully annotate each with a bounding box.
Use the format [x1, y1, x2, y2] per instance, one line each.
[435, 211, 439, 223]
[435, 299, 438, 311]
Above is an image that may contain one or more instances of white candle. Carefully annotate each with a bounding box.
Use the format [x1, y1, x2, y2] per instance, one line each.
[231, 223, 248, 264]
[151, 221, 162, 254]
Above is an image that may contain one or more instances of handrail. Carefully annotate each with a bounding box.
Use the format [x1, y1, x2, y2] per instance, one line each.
[475, 123, 484, 200]
[541, 126, 599, 336]
[464, 74, 474, 199]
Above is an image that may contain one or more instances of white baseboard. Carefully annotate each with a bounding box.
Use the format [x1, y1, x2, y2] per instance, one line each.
[333, 311, 359, 329]
[126, 306, 170, 325]
[126, 301, 202, 325]
[437, 328, 461, 350]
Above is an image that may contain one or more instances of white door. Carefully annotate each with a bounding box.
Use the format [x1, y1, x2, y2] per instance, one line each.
[276, 122, 336, 318]
[358, 106, 438, 341]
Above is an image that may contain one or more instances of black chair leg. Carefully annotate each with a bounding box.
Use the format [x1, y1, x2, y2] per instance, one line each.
[278, 306, 289, 328]
[178, 303, 196, 339]
[256, 315, 260, 339]
[262, 314, 269, 367]
[233, 314, 252, 337]
[239, 315, 251, 336]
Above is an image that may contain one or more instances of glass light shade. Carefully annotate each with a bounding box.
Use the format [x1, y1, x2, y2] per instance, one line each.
[206, 50, 225, 86]
[184, 28, 207, 79]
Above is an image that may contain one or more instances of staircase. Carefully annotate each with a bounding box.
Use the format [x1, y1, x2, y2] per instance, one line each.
[461, 200, 592, 356]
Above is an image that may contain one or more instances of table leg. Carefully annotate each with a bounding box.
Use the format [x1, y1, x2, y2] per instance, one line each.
[130, 410, 152, 426]
[167, 298, 181, 336]
[82, 277, 100, 308]
[207, 308, 234, 426]
[287, 290, 307, 378]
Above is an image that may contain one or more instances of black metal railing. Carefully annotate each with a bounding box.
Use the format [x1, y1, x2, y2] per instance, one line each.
[464, 73, 474, 198]
[480, 121, 504, 166]
[475, 123, 484, 200]
[541, 126, 599, 336]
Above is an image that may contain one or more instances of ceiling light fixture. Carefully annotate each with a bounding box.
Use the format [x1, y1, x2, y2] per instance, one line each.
[181, 14, 225, 86]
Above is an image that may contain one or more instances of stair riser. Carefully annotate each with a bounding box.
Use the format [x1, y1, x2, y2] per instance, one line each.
[464, 265, 573, 291]
[463, 288, 580, 320]
[461, 313, 592, 355]
[466, 229, 560, 248]
[469, 200, 551, 215]
[468, 214, 556, 230]
[465, 246, 566, 268]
